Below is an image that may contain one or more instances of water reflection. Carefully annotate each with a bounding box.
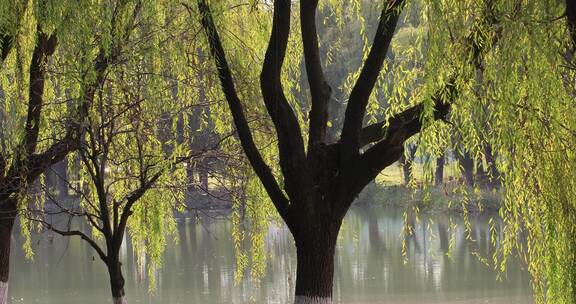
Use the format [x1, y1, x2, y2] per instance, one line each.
[9, 205, 532, 303]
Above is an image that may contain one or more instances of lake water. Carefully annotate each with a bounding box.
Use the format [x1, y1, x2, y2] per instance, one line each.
[9, 205, 532, 303]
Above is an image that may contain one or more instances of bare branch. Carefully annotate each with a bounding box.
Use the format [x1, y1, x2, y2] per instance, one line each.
[24, 30, 57, 155]
[113, 170, 162, 249]
[32, 218, 108, 263]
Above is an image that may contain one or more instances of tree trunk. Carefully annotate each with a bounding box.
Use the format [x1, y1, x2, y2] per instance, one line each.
[199, 163, 209, 191]
[292, 219, 341, 304]
[107, 259, 127, 304]
[0, 198, 16, 304]
[456, 150, 474, 187]
[185, 160, 196, 208]
[54, 160, 68, 199]
[399, 144, 417, 186]
[435, 153, 445, 187]
[484, 144, 500, 190]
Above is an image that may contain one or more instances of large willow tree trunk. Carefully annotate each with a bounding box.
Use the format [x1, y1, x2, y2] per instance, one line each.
[107, 258, 127, 304]
[291, 213, 343, 304]
[0, 198, 16, 304]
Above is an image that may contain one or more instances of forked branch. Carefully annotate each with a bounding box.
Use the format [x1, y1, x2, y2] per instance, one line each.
[301, 0, 332, 149]
[340, 0, 406, 156]
[194, 0, 290, 218]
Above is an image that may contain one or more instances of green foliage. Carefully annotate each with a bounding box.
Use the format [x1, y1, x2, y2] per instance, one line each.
[4, 1, 576, 302]
[414, 1, 576, 303]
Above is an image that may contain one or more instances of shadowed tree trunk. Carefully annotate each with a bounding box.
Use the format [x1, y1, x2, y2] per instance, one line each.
[483, 143, 500, 189]
[399, 144, 417, 186]
[0, 198, 16, 304]
[456, 149, 475, 187]
[292, 217, 341, 302]
[195, 0, 496, 301]
[107, 257, 127, 304]
[435, 153, 445, 187]
[48, 160, 69, 199]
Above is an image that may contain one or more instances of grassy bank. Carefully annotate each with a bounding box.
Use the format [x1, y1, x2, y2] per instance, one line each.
[356, 162, 502, 214]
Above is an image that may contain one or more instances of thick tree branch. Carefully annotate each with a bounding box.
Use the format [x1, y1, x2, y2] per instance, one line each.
[26, 133, 77, 182]
[259, 0, 308, 194]
[338, 81, 455, 206]
[194, 0, 290, 218]
[0, 30, 58, 203]
[24, 30, 57, 155]
[566, 0, 576, 53]
[1, 34, 11, 62]
[11, 47, 111, 196]
[359, 81, 455, 147]
[301, 0, 332, 149]
[340, 0, 405, 156]
[338, 0, 501, 205]
[359, 121, 387, 147]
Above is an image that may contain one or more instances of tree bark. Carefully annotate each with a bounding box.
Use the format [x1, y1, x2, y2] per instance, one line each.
[483, 144, 500, 189]
[435, 153, 445, 187]
[185, 160, 196, 207]
[107, 258, 127, 304]
[0, 197, 16, 304]
[292, 217, 341, 304]
[0, 280, 6, 304]
[456, 150, 474, 187]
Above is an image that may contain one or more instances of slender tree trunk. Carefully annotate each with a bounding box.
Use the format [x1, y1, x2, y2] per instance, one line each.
[399, 144, 417, 186]
[292, 218, 341, 304]
[185, 160, 196, 208]
[435, 153, 445, 187]
[54, 160, 68, 199]
[483, 144, 500, 190]
[107, 258, 127, 304]
[437, 222, 449, 254]
[456, 150, 474, 187]
[199, 162, 209, 191]
[0, 197, 16, 304]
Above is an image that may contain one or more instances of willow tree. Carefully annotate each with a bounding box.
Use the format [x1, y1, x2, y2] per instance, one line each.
[0, 28, 60, 304]
[196, 0, 498, 302]
[11, 1, 207, 303]
[409, 1, 576, 303]
[32, 66, 188, 304]
[0, 1, 116, 302]
[0, 0, 159, 302]
[486, 1, 576, 302]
